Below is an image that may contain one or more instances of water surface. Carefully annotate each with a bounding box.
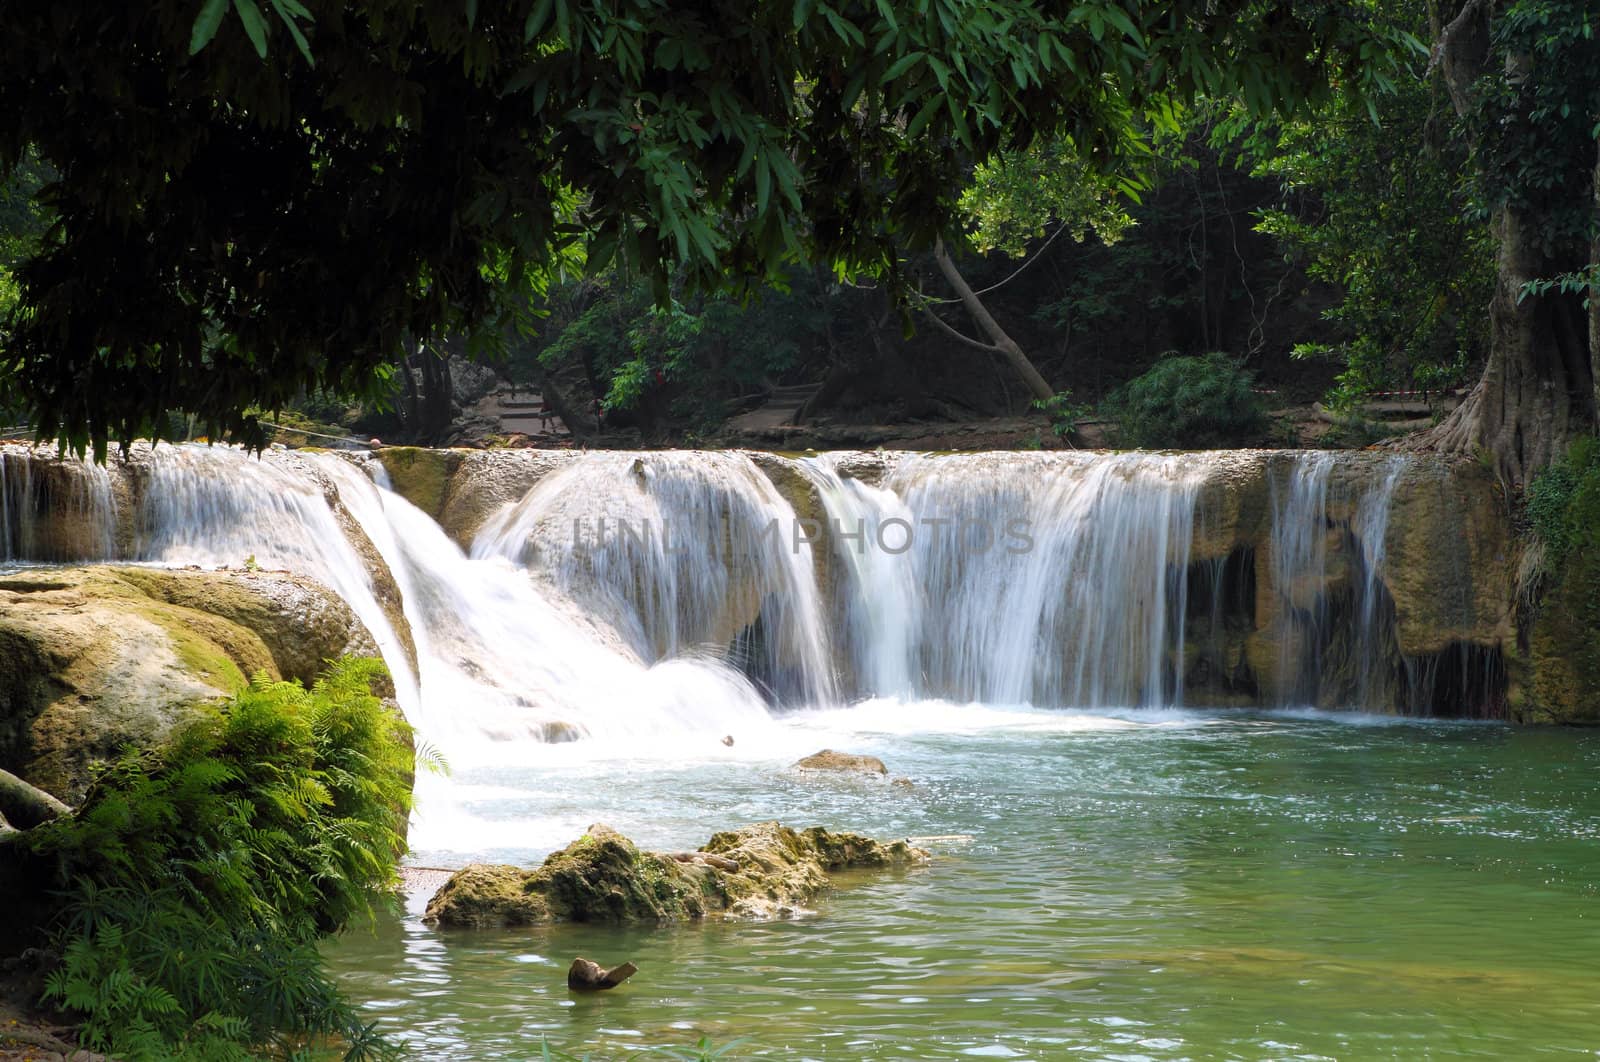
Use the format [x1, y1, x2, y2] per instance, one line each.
[327, 704, 1600, 1059]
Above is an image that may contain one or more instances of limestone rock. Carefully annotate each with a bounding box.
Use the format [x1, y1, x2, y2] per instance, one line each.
[0, 566, 378, 802]
[424, 821, 927, 928]
[794, 749, 888, 775]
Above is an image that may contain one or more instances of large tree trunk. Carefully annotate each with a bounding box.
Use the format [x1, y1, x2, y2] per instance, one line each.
[932, 238, 1055, 403]
[1425, 209, 1592, 482]
[1418, 0, 1595, 483]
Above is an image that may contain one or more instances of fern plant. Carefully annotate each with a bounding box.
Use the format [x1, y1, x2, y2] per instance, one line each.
[24, 656, 416, 1061]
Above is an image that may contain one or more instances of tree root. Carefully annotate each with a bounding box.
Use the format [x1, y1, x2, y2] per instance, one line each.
[0, 770, 70, 831]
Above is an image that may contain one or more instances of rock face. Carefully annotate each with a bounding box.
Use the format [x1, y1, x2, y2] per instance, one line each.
[0, 566, 378, 801]
[794, 749, 888, 775]
[424, 822, 928, 928]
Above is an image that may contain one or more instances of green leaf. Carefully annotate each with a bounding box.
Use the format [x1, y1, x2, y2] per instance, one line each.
[524, 0, 554, 41]
[882, 50, 923, 80]
[268, 0, 315, 66]
[466, 0, 478, 28]
[906, 95, 942, 136]
[189, 0, 231, 54]
[755, 157, 772, 216]
[232, 0, 270, 58]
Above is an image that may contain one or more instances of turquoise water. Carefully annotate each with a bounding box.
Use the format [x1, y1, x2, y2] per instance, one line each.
[326, 704, 1600, 1059]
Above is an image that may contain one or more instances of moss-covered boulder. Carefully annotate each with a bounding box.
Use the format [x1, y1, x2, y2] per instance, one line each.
[424, 821, 927, 928]
[0, 566, 378, 801]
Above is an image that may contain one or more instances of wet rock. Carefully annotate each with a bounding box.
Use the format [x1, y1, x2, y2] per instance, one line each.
[794, 749, 887, 775]
[424, 821, 927, 928]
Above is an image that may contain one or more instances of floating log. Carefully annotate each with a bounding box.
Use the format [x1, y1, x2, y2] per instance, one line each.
[567, 957, 638, 991]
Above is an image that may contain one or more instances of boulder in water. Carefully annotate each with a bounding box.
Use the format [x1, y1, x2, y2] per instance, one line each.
[794, 749, 888, 775]
[424, 821, 927, 928]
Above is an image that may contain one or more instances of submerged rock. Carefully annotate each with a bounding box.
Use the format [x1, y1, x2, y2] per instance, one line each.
[423, 821, 927, 928]
[794, 749, 888, 775]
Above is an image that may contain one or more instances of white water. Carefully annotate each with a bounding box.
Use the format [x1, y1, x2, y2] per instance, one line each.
[1269, 450, 1336, 703]
[0, 443, 1437, 753]
[801, 452, 1205, 708]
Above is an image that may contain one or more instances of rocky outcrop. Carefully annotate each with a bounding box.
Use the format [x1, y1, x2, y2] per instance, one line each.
[0, 566, 377, 801]
[794, 749, 888, 775]
[423, 822, 927, 928]
[375, 447, 578, 546]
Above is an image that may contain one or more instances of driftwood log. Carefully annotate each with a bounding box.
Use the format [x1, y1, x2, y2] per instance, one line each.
[567, 957, 637, 991]
[0, 769, 71, 830]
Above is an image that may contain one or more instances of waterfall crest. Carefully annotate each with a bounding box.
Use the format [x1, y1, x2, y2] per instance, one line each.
[0, 442, 1506, 743]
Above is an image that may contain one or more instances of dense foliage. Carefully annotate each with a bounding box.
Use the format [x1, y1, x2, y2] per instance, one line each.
[1103, 353, 1269, 448]
[0, 0, 1414, 457]
[1527, 436, 1600, 572]
[1243, 52, 1494, 406]
[21, 657, 416, 1061]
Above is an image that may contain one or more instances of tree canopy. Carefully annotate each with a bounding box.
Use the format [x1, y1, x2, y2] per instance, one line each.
[0, 0, 1413, 456]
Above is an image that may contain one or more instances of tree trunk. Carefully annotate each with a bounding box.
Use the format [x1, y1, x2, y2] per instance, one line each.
[1416, 0, 1594, 482]
[1424, 207, 1592, 483]
[1591, 137, 1600, 418]
[416, 345, 455, 445]
[932, 238, 1056, 403]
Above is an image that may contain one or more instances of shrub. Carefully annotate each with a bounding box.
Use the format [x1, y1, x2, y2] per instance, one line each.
[1526, 435, 1600, 569]
[23, 657, 416, 1061]
[1103, 353, 1269, 449]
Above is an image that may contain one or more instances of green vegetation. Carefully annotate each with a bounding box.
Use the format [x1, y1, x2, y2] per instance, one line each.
[1103, 354, 1268, 449]
[19, 657, 417, 1061]
[1526, 437, 1600, 571]
[1238, 3, 1494, 409]
[0, 1, 1412, 457]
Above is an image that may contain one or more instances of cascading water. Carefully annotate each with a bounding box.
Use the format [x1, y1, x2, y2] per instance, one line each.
[796, 455, 919, 698]
[1352, 456, 1408, 709]
[472, 451, 837, 708]
[803, 452, 1205, 708]
[0, 447, 118, 563]
[0, 441, 1486, 734]
[1269, 451, 1336, 704]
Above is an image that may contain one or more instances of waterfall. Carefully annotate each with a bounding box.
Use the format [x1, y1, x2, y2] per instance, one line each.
[0, 441, 1495, 729]
[796, 455, 919, 698]
[472, 451, 837, 708]
[803, 452, 1203, 708]
[0, 447, 118, 563]
[1352, 457, 1407, 709]
[1269, 452, 1336, 704]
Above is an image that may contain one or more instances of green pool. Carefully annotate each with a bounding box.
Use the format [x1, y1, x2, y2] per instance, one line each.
[326, 704, 1600, 1059]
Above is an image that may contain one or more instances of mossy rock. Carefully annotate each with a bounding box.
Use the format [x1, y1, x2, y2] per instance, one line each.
[377, 447, 465, 521]
[1523, 544, 1600, 724]
[0, 566, 380, 801]
[424, 821, 928, 928]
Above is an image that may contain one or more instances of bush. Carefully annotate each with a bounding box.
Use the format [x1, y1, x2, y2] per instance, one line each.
[1526, 435, 1600, 569]
[22, 657, 416, 1061]
[1103, 353, 1269, 449]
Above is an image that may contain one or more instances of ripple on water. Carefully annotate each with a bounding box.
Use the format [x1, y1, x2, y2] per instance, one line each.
[327, 706, 1600, 1059]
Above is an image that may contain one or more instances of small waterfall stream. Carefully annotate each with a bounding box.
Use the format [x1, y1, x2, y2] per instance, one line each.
[0, 442, 1498, 756]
